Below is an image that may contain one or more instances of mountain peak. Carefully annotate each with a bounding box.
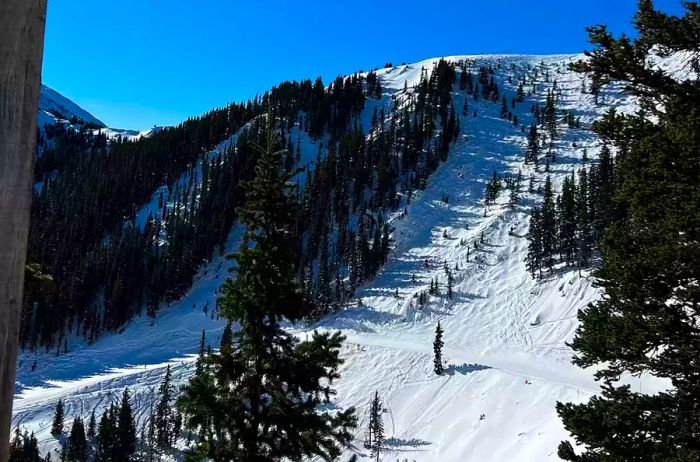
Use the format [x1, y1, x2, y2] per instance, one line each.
[38, 84, 105, 128]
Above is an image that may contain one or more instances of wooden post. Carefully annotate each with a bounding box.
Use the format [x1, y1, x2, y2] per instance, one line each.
[0, 1, 47, 458]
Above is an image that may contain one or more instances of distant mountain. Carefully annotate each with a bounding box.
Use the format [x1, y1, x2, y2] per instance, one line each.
[38, 84, 105, 128]
[37, 85, 171, 141]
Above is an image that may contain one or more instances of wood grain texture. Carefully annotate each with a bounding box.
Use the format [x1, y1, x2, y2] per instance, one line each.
[0, 0, 47, 458]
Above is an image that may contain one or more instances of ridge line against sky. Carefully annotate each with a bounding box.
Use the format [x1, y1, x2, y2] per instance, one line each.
[43, 0, 685, 129]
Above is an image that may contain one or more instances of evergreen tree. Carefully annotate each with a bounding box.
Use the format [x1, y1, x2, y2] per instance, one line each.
[500, 95, 509, 118]
[369, 392, 384, 462]
[195, 329, 207, 374]
[177, 135, 357, 461]
[51, 399, 64, 436]
[155, 365, 175, 450]
[116, 389, 137, 462]
[575, 168, 592, 270]
[433, 321, 444, 375]
[540, 176, 556, 270]
[8, 428, 44, 462]
[525, 124, 540, 165]
[485, 170, 501, 205]
[526, 209, 543, 278]
[557, 3, 700, 460]
[95, 405, 117, 462]
[558, 175, 577, 264]
[142, 405, 157, 462]
[65, 417, 87, 462]
[445, 267, 454, 299]
[591, 144, 615, 241]
[509, 178, 519, 206]
[86, 410, 96, 442]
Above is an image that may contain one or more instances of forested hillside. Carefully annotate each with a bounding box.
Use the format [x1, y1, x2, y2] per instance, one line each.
[24, 61, 462, 351]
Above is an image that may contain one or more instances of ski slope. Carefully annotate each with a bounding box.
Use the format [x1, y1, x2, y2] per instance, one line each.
[14, 54, 650, 461]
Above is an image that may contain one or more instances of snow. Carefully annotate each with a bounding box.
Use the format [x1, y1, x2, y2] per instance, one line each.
[14, 53, 685, 461]
[38, 85, 105, 128]
[38, 85, 168, 146]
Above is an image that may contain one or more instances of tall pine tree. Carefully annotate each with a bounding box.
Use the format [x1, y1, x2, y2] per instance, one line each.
[65, 417, 87, 462]
[177, 133, 356, 461]
[51, 399, 64, 436]
[155, 365, 175, 450]
[433, 321, 444, 375]
[116, 389, 137, 462]
[557, 2, 700, 460]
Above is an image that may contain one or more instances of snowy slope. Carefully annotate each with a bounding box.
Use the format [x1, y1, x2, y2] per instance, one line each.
[14, 54, 655, 461]
[38, 85, 105, 128]
[38, 84, 168, 141]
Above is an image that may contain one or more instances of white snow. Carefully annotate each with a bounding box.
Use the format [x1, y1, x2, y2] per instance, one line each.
[38, 85, 105, 128]
[15, 53, 684, 461]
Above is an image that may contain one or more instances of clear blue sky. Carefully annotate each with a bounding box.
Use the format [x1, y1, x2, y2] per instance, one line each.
[42, 0, 685, 129]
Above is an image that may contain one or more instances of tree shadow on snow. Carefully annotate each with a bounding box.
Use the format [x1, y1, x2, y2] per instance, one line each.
[314, 307, 403, 333]
[444, 362, 491, 375]
[384, 437, 432, 449]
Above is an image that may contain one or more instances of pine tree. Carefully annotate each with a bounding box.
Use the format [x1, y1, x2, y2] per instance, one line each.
[525, 124, 539, 165]
[500, 95, 509, 118]
[557, 3, 700, 460]
[509, 178, 519, 206]
[177, 134, 356, 461]
[116, 389, 137, 462]
[95, 405, 117, 462]
[369, 392, 384, 462]
[143, 405, 157, 462]
[558, 175, 577, 264]
[540, 176, 556, 270]
[445, 267, 454, 299]
[65, 417, 87, 462]
[575, 168, 592, 270]
[51, 399, 64, 436]
[8, 429, 43, 462]
[154, 365, 174, 450]
[86, 410, 96, 442]
[526, 209, 543, 278]
[433, 321, 444, 375]
[195, 329, 206, 374]
[591, 144, 615, 241]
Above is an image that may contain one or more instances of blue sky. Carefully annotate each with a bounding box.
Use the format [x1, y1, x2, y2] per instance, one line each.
[42, 0, 685, 129]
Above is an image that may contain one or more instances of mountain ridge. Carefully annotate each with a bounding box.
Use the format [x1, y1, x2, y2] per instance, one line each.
[38, 84, 105, 128]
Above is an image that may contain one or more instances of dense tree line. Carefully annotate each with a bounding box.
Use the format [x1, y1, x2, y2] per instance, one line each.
[21, 56, 466, 352]
[298, 59, 463, 317]
[8, 429, 49, 462]
[525, 148, 614, 276]
[11, 366, 184, 462]
[24, 98, 265, 349]
[22, 69, 388, 349]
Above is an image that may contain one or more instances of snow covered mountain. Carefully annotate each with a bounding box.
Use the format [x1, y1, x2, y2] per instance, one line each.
[38, 85, 105, 128]
[14, 54, 649, 461]
[37, 85, 169, 140]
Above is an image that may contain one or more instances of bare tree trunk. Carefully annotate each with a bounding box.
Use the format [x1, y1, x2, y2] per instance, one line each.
[0, 1, 47, 459]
